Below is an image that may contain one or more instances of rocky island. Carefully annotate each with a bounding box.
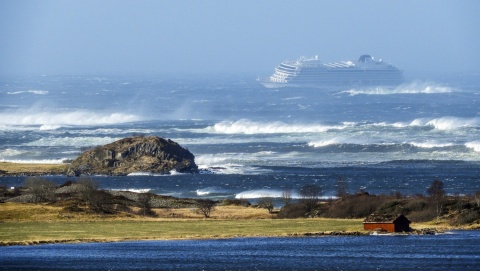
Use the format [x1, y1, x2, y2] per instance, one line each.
[66, 136, 198, 176]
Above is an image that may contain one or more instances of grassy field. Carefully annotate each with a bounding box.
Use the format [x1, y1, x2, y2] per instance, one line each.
[0, 219, 365, 245]
[0, 162, 68, 175]
[0, 203, 365, 245]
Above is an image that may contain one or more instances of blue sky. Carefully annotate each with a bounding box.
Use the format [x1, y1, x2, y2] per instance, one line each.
[1, 0, 479, 75]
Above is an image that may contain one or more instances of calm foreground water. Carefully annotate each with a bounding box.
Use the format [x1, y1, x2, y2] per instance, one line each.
[1, 231, 479, 271]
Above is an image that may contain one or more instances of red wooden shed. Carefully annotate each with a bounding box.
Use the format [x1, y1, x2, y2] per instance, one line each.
[363, 214, 411, 232]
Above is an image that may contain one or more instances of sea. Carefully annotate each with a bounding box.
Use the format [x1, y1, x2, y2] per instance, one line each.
[1, 73, 479, 199]
[1, 231, 480, 270]
[1, 73, 480, 270]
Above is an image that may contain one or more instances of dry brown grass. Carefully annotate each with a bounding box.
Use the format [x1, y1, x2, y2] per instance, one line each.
[0, 203, 366, 245]
[0, 162, 67, 175]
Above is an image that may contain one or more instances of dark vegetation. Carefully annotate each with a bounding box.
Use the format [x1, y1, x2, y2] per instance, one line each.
[1, 177, 205, 217]
[277, 181, 480, 227]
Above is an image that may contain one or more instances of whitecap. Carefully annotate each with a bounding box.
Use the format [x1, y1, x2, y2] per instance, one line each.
[0, 110, 141, 126]
[0, 158, 67, 164]
[7, 90, 49, 95]
[465, 141, 480, 152]
[202, 119, 350, 134]
[340, 81, 454, 96]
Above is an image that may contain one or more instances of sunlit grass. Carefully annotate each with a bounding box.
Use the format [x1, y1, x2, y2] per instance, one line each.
[0, 162, 67, 175]
[0, 203, 365, 245]
[0, 219, 365, 245]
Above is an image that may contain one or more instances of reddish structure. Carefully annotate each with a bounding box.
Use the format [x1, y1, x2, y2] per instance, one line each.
[363, 214, 411, 232]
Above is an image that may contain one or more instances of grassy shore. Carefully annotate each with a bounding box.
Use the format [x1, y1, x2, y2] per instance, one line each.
[0, 203, 367, 245]
[0, 162, 67, 176]
[0, 202, 463, 246]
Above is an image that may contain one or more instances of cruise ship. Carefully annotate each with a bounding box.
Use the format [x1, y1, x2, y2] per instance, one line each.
[259, 54, 403, 88]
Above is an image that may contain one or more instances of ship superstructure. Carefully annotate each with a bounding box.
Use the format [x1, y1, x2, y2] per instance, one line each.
[259, 55, 403, 88]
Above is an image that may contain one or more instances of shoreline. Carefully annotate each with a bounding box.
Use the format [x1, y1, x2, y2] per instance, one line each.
[0, 231, 369, 247]
[0, 202, 467, 247]
[1, 225, 467, 247]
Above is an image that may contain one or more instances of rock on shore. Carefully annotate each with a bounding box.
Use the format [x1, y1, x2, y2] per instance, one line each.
[67, 136, 198, 176]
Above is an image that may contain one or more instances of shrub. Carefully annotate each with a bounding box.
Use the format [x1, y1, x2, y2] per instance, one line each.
[277, 203, 308, 218]
[24, 177, 56, 202]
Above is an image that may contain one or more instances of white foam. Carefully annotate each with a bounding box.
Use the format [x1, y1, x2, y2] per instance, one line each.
[127, 172, 164, 176]
[7, 90, 49, 95]
[341, 81, 454, 96]
[196, 187, 228, 196]
[425, 117, 480, 130]
[0, 148, 26, 157]
[235, 189, 286, 199]
[410, 141, 454, 148]
[0, 159, 67, 164]
[109, 188, 151, 193]
[39, 124, 62, 130]
[169, 169, 187, 175]
[465, 141, 480, 152]
[234, 189, 336, 200]
[24, 136, 121, 147]
[308, 138, 342, 148]
[202, 119, 349, 134]
[0, 110, 141, 126]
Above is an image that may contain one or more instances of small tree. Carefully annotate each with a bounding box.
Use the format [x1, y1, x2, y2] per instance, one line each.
[197, 199, 216, 218]
[474, 191, 480, 208]
[24, 177, 56, 202]
[138, 193, 154, 217]
[258, 196, 275, 214]
[77, 178, 99, 206]
[427, 179, 445, 219]
[335, 176, 348, 198]
[281, 189, 293, 207]
[299, 183, 322, 212]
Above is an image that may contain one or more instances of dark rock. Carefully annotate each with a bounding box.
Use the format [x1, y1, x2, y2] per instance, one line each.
[67, 136, 197, 176]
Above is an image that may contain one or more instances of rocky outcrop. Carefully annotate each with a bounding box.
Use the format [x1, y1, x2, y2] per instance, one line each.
[67, 136, 197, 176]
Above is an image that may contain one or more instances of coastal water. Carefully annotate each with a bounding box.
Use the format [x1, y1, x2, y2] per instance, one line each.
[1, 74, 480, 269]
[1, 73, 480, 198]
[1, 231, 480, 270]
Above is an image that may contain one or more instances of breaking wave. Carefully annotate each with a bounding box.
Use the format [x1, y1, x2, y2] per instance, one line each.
[465, 141, 480, 152]
[202, 119, 351, 134]
[7, 90, 49, 95]
[24, 136, 120, 147]
[342, 81, 454, 96]
[0, 110, 141, 126]
[0, 158, 68, 164]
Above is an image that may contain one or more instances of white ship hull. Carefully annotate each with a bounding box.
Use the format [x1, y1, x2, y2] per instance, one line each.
[260, 55, 403, 89]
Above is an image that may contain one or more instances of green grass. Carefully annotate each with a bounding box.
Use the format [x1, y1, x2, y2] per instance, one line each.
[0, 219, 364, 245]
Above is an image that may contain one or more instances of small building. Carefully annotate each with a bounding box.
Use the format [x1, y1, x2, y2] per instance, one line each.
[363, 214, 411, 232]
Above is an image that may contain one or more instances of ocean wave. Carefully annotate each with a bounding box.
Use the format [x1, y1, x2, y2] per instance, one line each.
[341, 81, 454, 96]
[235, 189, 335, 199]
[308, 140, 461, 152]
[465, 141, 480, 152]
[409, 141, 455, 148]
[203, 119, 351, 134]
[409, 116, 480, 130]
[109, 188, 151, 193]
[127, 172, 164, 176]
[196, 187, 228, 196]
[235, 189, 289, 199]
[0, 148, 27, 157]
[0, 158, 67, 164]
[7, 90, 49, 95]
[0, 110, 141, 126]
[24, 136, 120, 147]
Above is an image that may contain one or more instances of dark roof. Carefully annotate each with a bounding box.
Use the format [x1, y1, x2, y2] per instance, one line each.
[363, 213, 410, 223]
